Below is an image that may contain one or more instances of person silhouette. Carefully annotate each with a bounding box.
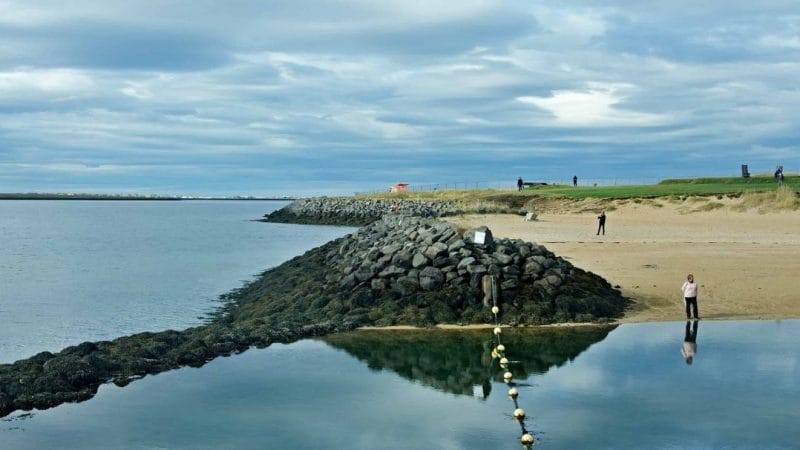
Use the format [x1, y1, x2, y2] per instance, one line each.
[681, 274, 699, 320]
[681, 320, 698, 365]
[517, 177, 524, 191]
[596, 211, 606, 235]
[573, 175, 577, 187]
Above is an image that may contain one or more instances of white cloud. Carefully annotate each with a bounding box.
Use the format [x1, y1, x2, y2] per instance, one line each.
[517, 83, 669, 127]
[0, 69, 95, 98]
[533, 7, 610, 43]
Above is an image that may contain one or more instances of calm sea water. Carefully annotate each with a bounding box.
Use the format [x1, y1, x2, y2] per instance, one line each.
[2, 321, 798, 449]
[0, 200, 352, 363]
[2, 202, 798, 448]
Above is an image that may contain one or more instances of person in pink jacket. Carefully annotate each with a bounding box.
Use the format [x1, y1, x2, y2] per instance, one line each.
[681, 274, 699, 320]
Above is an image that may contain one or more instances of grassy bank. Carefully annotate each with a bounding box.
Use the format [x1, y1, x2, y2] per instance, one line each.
[357, 175, 798, 202]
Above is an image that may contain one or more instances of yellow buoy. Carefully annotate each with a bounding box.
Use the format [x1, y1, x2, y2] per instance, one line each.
[496, 344, 505, 352]
[491, 350, 499, 359]
[513, 408, 526, 420]
[503, 371, 513, 382]
[521, 433, 534, 446]
[491, 306, 500, 314]
[508, 387, 518, 398]
[493, 327, 502, 335]
[500, 357, 509, 365]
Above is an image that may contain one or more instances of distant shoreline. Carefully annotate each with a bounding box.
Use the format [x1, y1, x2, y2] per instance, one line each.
[0, 194, 295, 201]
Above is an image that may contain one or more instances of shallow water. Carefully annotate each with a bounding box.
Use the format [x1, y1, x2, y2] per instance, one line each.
[0, 200, 352, 363]
[2, 320, 798, 449]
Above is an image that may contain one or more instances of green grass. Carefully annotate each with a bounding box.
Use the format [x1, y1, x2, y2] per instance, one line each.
[527, 175, 798, 199]
[357, 175, 798, 202]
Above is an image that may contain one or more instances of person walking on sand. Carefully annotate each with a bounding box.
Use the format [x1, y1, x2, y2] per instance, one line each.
[517, 177, 524, 191]
[596, 211, 606, 235]
[681, 319, 698, 365]
[682, 274, 699, 320]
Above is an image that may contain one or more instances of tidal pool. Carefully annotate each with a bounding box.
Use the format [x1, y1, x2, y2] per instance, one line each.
[2, 320, 798, 449]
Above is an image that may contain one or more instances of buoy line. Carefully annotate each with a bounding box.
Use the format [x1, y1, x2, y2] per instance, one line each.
[489, 276, 535, 449]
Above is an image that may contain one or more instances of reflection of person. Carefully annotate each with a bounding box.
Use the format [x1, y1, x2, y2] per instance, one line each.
[681, 320, 698, 365]
[681, 274, 699, 320]
[596, 211, 606, 235]
[517, 177, 524, 191]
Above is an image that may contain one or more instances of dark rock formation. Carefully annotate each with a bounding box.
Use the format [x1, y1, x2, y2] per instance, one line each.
[262, 197, 488, 226]
[0, 215, 628, 418]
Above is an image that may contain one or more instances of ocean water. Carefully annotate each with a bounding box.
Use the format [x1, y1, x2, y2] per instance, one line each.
[2, 321, 798, 449]
[2, 201, 798, 449]
[0, 200, 353, 363]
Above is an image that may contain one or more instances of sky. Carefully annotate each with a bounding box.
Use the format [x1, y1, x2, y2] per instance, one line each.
[1, 1, 799, 196]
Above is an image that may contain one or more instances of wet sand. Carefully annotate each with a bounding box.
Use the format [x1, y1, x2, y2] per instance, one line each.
[448, 200, 800, 322]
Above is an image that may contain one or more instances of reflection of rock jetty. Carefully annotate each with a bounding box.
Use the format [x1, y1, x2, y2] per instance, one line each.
[324, 326, 616, 397]
[262, 197, 510, 226]
[0, 215, 627, 418]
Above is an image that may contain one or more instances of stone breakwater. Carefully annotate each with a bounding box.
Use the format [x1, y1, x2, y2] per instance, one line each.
[0, 322, 353, 419]
[323, 215, 627, 321]
[262, 197, 473, 226]
[0, 215, 627, 418]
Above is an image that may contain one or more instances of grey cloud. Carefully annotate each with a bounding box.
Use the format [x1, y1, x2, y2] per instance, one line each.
[0, 21, 230, 71]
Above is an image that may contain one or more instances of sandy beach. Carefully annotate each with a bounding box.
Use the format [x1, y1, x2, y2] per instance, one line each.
[448, 197, 800, 323]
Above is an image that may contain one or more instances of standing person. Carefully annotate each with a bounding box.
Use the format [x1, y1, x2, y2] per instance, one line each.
[596, 211, 606, 235]
[573, 175, 578, 187]
[681, 274, 699, 320]
[517, 177, 524, 191]
[681, 319, 698, 365]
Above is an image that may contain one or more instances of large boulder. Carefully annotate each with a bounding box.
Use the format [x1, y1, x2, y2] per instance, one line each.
[419, 267, 445, 291]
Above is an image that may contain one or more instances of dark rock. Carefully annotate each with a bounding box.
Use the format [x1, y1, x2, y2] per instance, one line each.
[494, 252, 513, 265]
[419, 267, 445, 291]
[378, 265, 406, 278]
[411, 253, 429, 268]
[501, 279, 519, 290]
[457, 256, 476, 269]
[391, 250, 413, 268]
[339, 274, 357, 289]
[423, 242, 448, 260]
[433, 256, 458, 268]
[467, 264, 487, 275]
[448, 239, 466, 252]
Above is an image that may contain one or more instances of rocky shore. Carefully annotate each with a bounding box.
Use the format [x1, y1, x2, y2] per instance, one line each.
[261, 197, 510, 226]
[0, 215, 628, 418]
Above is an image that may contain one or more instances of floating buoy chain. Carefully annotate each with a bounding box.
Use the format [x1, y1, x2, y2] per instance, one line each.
[487, 276, 534, 448]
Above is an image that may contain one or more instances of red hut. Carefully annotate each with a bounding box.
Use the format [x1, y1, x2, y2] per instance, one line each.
[390, 183, 409, 193]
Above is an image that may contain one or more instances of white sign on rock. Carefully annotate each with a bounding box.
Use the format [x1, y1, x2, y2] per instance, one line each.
[474, 231, 486, 245]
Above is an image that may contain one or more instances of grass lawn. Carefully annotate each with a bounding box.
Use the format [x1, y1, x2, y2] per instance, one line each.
[358, 175, 798, 201]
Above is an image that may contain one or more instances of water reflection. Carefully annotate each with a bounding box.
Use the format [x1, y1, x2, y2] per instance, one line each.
[323, 326, 615, 398]
[1, 321, 798, 449]
[682, 320, 699, 365]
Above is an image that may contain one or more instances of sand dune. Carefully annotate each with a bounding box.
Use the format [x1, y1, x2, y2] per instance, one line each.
[448, 199, 800, 322]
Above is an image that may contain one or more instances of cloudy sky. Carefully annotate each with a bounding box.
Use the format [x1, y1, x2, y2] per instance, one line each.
[1, 1, 799, 196]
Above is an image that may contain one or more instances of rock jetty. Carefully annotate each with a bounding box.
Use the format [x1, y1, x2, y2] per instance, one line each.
[0, 215, 627, 418]
[313, 215, 627, 324]
[262, 197, 496, 226]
